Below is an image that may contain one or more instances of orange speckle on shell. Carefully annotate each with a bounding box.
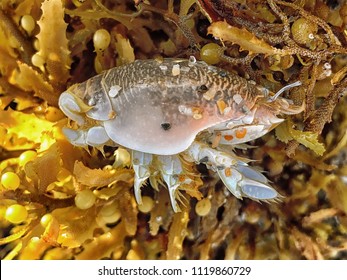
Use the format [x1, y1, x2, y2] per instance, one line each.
[217, 99, 227, 115]
[178, 175, 186, 183]
[223, 134, 234, 141]
[108, 110, 117, 119]
[235, 128, 247, 139]
[224, 167, 232, 177]
[192, 107, 203, 120]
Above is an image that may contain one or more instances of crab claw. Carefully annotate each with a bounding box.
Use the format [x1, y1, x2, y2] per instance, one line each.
[239, 178, 279, 200]
[219, 164, 279, 201]
[186, 141, 280, 202]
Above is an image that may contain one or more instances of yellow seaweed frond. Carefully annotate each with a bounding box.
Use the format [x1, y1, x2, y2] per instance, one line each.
[9, 62, 57, 106]
[208, 21, 284, 56]
[73, 161, 134, 189]
[0, 109, 60, 151]
[275, 119, 326, 156]
[36, 0, 71, 87]
[114, 33, 135, 66]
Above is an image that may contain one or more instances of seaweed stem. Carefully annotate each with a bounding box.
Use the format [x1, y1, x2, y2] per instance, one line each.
[0, 9, 35, 66]
[305, 77, 347, 133]
[94, 0, 143, 18]
[273, 0, 341, 46]
[286, 76, 347, 157]
[139, 3, 198, 48]
[304, 63, 319, 119]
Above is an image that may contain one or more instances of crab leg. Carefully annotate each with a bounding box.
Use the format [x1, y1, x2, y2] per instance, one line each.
[185, 142, 238, 170]
[62, 127, 87, 147]
[214, 107, 284, 146]
[186, 142, 279, 201]
[132, 151, 153, 205]
[218, 125, 267, 145]
[62, 126, 110, 147]
[157, 155, 189, 212]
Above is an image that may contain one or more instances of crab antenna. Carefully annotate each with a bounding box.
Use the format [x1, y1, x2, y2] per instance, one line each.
[268, 81, 302, 102]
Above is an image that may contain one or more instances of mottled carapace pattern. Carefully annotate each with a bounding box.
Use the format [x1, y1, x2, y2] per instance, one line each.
[68, 58, 264, 155]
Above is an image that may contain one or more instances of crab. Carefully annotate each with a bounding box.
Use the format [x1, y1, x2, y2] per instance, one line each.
[58, 57, 303, 212]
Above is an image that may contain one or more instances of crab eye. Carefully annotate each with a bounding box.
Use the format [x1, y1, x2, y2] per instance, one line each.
[219, 71, 228, 77]
[198, 85, 208, 93]
[161, 122, 171, 131]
